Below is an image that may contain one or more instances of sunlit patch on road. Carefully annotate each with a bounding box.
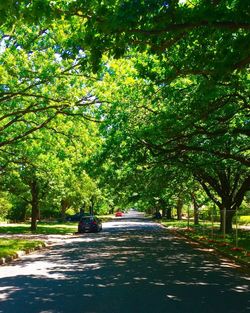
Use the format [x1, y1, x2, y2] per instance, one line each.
[0, 286, 21, 300]
[166, 294, 182, 302]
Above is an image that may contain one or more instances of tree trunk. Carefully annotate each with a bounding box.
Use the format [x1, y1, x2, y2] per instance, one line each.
[158, 199, 170, 218]
[197, 170, 250, 234]
[61, 199, 69, 220]
[176, 197, 183, 220]
[30, 179, 39, 232]
[191, 193, 199, 225]
[220, 208, 235, 233]
[90, 197, 94, 215]
[109, 206, 114, 214]
[161, 207, 166, 217]
[166, 207, 172, 219]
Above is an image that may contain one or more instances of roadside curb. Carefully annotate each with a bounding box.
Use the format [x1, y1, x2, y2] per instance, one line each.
[0, 242, 47, 266]
[169, 228, 250, 271]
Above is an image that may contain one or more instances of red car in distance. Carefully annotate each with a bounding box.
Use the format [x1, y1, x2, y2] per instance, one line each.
[115, 211, 123, 217]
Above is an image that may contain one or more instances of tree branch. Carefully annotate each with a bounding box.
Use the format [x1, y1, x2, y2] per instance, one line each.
[129, 21, 250, 35]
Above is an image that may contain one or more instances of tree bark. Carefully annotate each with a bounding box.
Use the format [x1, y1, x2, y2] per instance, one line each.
[197, 171, 250, 234]
[60, 199, 69, 220]
[30, 179, 39, 231]
[166, 207, 172, 219]
[176, 197, 183, 220]
[90, 197, 94, 215]
[161, 207, 166, 217]
[220, 208, 235, 233]
[191, 193, 199, 225]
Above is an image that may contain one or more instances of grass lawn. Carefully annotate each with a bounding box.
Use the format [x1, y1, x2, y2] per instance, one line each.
[0, 217, 113, 260]
[0, 222, 79, 260]
[0, 222, 78, 235]
[161, 219, 250, 265]
[0, 215, 113, 236]
[0, 238, 44, 259]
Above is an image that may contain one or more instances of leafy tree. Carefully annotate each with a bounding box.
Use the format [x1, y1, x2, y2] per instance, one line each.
[0, 192, 12, 221]
[0, 0, 249, 234]
[0, 22, 99, 150]
[90, 55, 249, 232]
[0, 18, 102, 230]
[0, 114, 101, 230]
[2, 0, 248, 73]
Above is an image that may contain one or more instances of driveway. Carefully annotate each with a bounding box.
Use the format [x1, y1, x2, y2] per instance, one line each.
[0, 215, 249, 313]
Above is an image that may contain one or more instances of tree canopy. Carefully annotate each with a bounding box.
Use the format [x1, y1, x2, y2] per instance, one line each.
[0, 0, 249, 232]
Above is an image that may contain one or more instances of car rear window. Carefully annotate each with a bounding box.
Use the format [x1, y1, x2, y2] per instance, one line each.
[81, 216, 96, 222]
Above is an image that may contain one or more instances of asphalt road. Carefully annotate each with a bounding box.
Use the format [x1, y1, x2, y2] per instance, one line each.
[0, 212, 249, 313]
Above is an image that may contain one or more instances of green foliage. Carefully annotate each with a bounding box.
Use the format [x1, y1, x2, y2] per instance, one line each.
[0, 0, 249, 231]
[89, 51, 249, 233]
[0, 115, 101, 223]
[0, 192, 12, 221]
[7, 203, 30, 222]
[239, 216, 250, 225]
[0, 222, 77, 235]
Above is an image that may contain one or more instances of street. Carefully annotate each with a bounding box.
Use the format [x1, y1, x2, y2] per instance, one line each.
[0, 213, 249, 313]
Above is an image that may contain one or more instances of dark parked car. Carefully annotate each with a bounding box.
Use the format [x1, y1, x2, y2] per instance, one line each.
[153, 212, 162, 219]
[78, 216, 102, 233]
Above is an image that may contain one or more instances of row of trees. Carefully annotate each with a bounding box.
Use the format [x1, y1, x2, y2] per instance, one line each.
[0, 0, 249, 232]
[91, 54, 249, 232]
[86, 0, 249, 232]
[0, 117, 102, 230]
[0, 11, 104, 230]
